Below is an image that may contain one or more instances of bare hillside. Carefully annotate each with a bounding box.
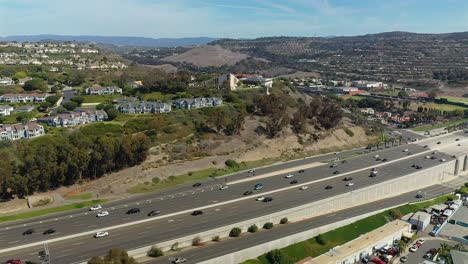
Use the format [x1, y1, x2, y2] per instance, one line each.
[161, 44, 249, 67]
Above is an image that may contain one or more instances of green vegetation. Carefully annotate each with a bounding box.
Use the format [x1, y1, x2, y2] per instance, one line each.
[229, 227, 242, 237]
[263, 222, 274, 229]
[65, 193, 93, 200]
[410, 102, 467, 112]
[411, 118, 468, 131]
[242, 194, 456, 264]
[82, 94, 122, 104]
[248, 224, 259, 233]
[0, 199, 106, 223]
[0, 110, 40, 124]
[343, 127, 354, 137]
[280, 217, 288, 224]
[436, 96, 468, 104]
[147, 246, 164, 257]
[88, 248, 138, 264]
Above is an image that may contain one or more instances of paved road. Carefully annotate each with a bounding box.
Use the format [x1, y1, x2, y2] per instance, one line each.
[145, 184, 456, 264]
[403, 239, 458, 264]
[0, 131, 465, 263]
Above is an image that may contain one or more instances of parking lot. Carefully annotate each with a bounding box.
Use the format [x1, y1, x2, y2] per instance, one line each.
[403, 239, 456, 264]
[438, 205, 468, 240]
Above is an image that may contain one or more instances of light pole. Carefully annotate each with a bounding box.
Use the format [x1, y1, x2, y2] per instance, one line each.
[38, 243, 50, 264]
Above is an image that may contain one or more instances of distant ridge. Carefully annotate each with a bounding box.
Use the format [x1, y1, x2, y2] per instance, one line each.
[0, 35, 219, 47]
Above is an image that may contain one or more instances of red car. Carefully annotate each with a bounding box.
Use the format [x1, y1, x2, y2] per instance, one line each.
[7, 260, 22, 264]
[372, 258, 385, 264]
[415, 242, 423, 247]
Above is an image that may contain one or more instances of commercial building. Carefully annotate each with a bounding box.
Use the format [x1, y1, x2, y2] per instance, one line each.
[408, 211, 431, 231]
[307, 220, 411, 264]
[450, 250, 468, 264]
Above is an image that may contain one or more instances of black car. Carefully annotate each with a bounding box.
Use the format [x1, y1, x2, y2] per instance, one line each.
[456, 138, 460, 141]
[263, 197, 273, 202]
[192, 182, 202, 187]
[424, 145, 429, 148]
[415, 165, 422, 169]
[243, 190, 253, 195]
[437, 141, 441, 144]
[375, 157, 381, 161]
[369, 173, 377, 178]
[325, 185, 333, 189]
[148, 210, 161, 216]
[298, 169, 305, 173]
[43, 228, 56, 235]
[126, 208, 140, 214]
[22, 229, 34, 235]
[191, 210, 203, 216]
[411, 164, 416, 168]
[333, 170, 340, 174]
[382, 158, 388, 162]
[342, 160, 348, 163]
[290, 180, 298, 184]
[416, 193, 424, 198]
[343, 177, 352, 181]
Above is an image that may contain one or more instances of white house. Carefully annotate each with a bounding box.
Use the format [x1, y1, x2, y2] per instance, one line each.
[0, 105, 14, 116]
[0, 77, 14, 86]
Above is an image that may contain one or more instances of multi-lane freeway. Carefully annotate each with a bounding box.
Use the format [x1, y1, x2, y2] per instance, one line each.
[0, 130, 465, 263]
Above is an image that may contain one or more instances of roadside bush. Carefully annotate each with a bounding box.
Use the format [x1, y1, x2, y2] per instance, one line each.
[344, 127, 354, 137]
[192, 236, 202, 246]
[170, 242, 179, 251]
[147, 246, 164, 257]
[265, 249, 294, 264]
[212, 235, 220, 242]
[280, 217, 288, 224]
[229, 227, 242, 237]
[390, 209, 403, 220]
[248, 224, 258, 233]
[316, 234, 326, 245]
[263, 222, 274, 230]
[225, 159, 239, 169]
[152, 177, 160, 184]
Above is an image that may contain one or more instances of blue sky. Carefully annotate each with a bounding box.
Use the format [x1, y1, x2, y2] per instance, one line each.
[0, 0, 467, 38]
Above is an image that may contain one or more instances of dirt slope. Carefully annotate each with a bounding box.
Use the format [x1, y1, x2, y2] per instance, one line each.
[162, 45, 249, 67]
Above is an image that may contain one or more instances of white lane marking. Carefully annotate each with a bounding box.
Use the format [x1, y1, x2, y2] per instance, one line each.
[87, 225, 97, 228]
[56, 254, 70, 258]
[145, 226, 153, 230]
[122, 218, 131, 221]
[8, 240, 19, 244]
[59, 248, 73, 253]
[72, 242, 84, 246]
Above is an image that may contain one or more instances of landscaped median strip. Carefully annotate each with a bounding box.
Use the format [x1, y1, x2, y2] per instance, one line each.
[0, 138, 459, 255]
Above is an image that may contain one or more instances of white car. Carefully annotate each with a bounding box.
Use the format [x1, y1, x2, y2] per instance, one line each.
[425, 155, 431, 159]
[219, 185, 229, 190]
[346, 182, 354, 187]
[89, 204, 102, 211]
[97, 211, 109, 217]
[256, 197, 265, 201]
[374, 154, 380, 158]
[94, 231, 109, 238]
[300, 186, 308, 190]
[417, 238, 425, 244]
[409, 246, 418, 252]
[440, 158, 446, 162]
[403, 149, 409, 152]
[173, 258, 187, 264]
[248, 169, 255, 173]
[285, 174, 294, 178]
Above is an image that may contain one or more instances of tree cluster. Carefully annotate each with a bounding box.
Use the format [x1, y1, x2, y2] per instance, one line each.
[1, 124, 149, 198]
[290, 96, 343, 134]
[88, 248, 139, 264]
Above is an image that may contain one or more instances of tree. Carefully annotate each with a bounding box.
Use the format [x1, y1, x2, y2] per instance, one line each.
[23, 78, 48, 92]
[280, 217, 288, 224]
[13, 71, 27, 80]
[192, 236, 202, 246]
[63, 101, 78, 111]
[265, 249, 293, 264]
[225, 159, 239, 169]
[88, 248, 139, 264]
[229, 227, 242, 237]
[398, 90, 409, 99]
[45, 95, 60, 106]
[105, 108, 119, 121]
[71, 96, 85, 106]
[316, 234, 326, 245]
[147, 246, 164, 257]
[248, 224, 258, 233]
[263, 222, 274, 229]
[390, 209, 403, 220]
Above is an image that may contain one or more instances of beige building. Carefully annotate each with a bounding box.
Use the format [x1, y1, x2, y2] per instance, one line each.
[202, 73, 239, 90]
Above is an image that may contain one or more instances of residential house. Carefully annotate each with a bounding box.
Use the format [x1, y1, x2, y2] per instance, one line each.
[0, 105, 14, 116]
[85, 86, 123, 95]
[0, 77, 14, 86]
[15, 106, 35, 113]
[37, 109, 108, 127]
[117, 101, 172, 114]
[172, 97, 223, 109]
[0, 93, 51, 103]
[360, 108, 375, 115]
[18, 77, 32, 85]
[0, 122, 45, 140]
[128, 80, 144, 89]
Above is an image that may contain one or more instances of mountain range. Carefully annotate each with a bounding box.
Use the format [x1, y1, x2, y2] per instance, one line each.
[0, 35, 219, 47]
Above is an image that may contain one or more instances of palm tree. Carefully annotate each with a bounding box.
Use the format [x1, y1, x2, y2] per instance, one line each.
[439, 243, 450, 257]
[397, 240, 406, 256]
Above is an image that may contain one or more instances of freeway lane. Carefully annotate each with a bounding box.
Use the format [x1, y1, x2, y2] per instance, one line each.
[147, 183, 456, 264]
[0, 139, 439, 247]
[0, 149, 457, 263]
[0, 132, 464, 251]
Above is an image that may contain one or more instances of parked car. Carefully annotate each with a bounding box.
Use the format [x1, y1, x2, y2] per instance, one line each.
[423, 253, 433, 259]
[417, 238, 425, 244]
[400, 256, 408, 262]
[374, 154, 380, 158]
[346, 182, 354, 187]
[248, 169, 255, 173]
[409, 246, 418, 252]
[22, 229, 34, 235]
[330, 163, 338, 168]
[263, 197, 273, 202]
[173, 258, 187, 264]
[333, 170, 340, 174]
[192, 182, 202, 187]
[94, 231, 109, 238]
[89, 204, 102, 211]
[254, 183, 264, 190]
[361, 256, 371, 263]
[256, 196, 265, 201]
[148, 210, 161, 216]
[6, 260, 21, 264]
[343, 177, 352, 181]
[437, 141, 441, 144]
[298, 169, 305, 173]
[403, 149, 409, 152]
[371, 258, 385, 264]
[191, 210, 203, 216]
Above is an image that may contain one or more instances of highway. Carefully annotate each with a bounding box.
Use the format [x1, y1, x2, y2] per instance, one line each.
[0, 131, 464, 263]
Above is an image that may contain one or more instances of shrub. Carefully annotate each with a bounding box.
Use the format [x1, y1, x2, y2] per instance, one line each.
[147, 246, 164, 257]
[212, 235, 220, 242]
[316, 234, 326, 245]
[192, 236, 201, 246]
[265, 249, 294, 264]
[263, 222, 274, 230]
[390, 209, 403, 220]
[464, 182, 468, 188]
[229, 227, 242, 237]
[170, 242, 179, 251]
[248, 224, 258, 233]
[152, 177, 160, 184]
[163, 126, 176, 134]
[280, 217, 288, 224]
[225, 159, 239, 169]
[344, 127, 355, 137]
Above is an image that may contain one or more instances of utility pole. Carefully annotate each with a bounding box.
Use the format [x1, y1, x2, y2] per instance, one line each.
[38, 243, 50, 264]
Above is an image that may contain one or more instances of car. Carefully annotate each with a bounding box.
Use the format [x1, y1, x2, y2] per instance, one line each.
[416, 193, 424, 198]
[382, 158, 388, 162]
[298, 169, 305, 173]
[400, 256, 408, 262]
[407, 152, 412, 155]
[425, 155, 431, 159]
[409, 246, 418, 252]
[330, 163, 338, 168]
[173, 258, 187, 264]
[417, 238, 425, 244]
[371, 258, 385, 264]
[415, 165, 422, 169]
[148, 210, 161, 216]
[428, 248, 438, 254]
[263, 197, 273, 202]
[457, 143, 461, 146]
[375, 157, 382, 161]
[370, 173, 377, 178]
[290, 179, 298, 184]
[423, 253, 433, 259]
[325, 185, 333, 189]
[126, 208, 140, 214]
[192, 182, 202, 187]
[256, 196, 265, 201]
[333, 170, 340, 174]
[343, 177, 352, 181]
[437, 141, 441, 144]
[300, 186, 308, 190]
[411, 164, 416, 167]
[403, 149, 409, 152]
[342, 160, 348, 163]
[191, 210, 203, 216]
[219, 185, 229, 190]
[244, 190, 253, 195]
[285, 174, 294, 178]
[6, 260, 21, 264]
[254, 183, 263, 190]
[97, 211, 109, 217]
[415, 242, 422, 247]
[22, 229, 34, 235]
[423, 145, 429, 148]
[430, 156, 436, 159]
[455, 138, 460, 141]
[89, 204, 102, 211]
[361, 256, 371, 263]
[94, 231, 109, 238]
[43, 228, 56, 235]
[346, 182, 354, 187]
[248, 169, 255, 173]
[374, 154, 380, 158]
